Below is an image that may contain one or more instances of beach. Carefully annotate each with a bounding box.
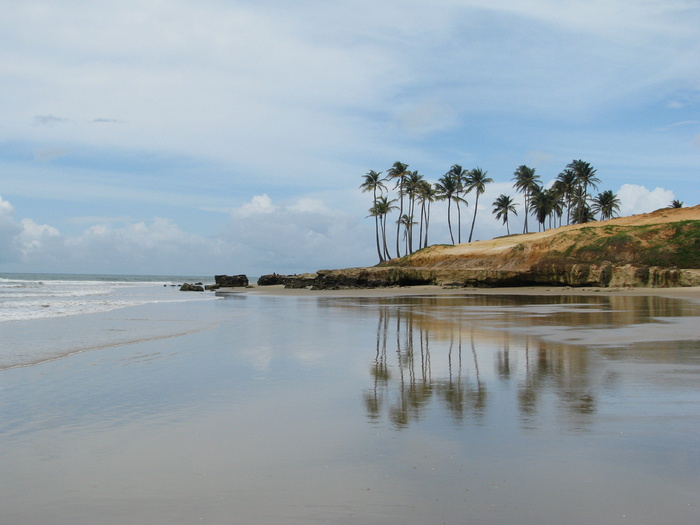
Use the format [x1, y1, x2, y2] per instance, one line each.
[2, 276, 700, 524]
[240, 282, 700, 300]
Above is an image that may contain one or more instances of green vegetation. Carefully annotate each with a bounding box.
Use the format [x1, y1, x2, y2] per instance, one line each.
[545, 221, 700, 269]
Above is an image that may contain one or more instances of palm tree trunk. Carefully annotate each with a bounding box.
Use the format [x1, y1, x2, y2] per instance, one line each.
[382, 215, 391, 261]
[374, 215, 383, 263]
[418, 201, 425, 250]
[468, 193, 479, 243]
[424, 201, 431, 248]
[447, 200, 455, 244]
[395, 186, 403, 258]
[456, 201, 462, 244]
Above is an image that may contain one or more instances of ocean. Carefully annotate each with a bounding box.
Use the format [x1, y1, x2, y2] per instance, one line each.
[0, 273, 214, 323]
[1, 277, 700, 524]
[0, 273, 216, 369]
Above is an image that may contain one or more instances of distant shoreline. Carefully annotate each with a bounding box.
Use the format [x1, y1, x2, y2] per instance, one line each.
[221, 283, 700, 303]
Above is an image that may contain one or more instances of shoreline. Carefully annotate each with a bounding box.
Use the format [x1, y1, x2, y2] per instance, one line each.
[220, 284, 700, 303]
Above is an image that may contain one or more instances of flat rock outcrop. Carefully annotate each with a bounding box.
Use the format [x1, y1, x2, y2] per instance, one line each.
[257, 273, 318, 288]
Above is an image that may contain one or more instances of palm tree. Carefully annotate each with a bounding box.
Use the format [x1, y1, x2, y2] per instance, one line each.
[591, 190, 621, 221]
[386, 161, 410, 258]
[667, 199, 684, 209]
[512, 165, 541, 234]
[435, 172, 461, 244]
[492, 194, 518, 235]
[417, 180, 436, 249]
[553, 169, 577, 225]
[360, 170, 387, 262]
[372, 196, 397, 261]
[445, 165, 468, 243]
[464, 167, 493, 243]
[569, 186, 595, 224]
[528, 185, 549, 231]
[404, 171, 424, 254]
[398, 214, 417, 255]
[567, 160, 600, 224]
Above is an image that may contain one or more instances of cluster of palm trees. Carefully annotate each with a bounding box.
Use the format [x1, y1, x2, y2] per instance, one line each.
[361, 159, 621, 263]
[511, 160, 621, 233]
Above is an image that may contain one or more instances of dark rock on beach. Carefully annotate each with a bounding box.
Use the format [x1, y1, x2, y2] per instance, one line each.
[256, 273, 287, 286]
[180, 283, 205, 292]
[215, 274, 249, 287]
[257, 273, 317, 288]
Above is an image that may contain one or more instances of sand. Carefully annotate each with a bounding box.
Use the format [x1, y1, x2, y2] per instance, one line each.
[223, 283, 700, 303]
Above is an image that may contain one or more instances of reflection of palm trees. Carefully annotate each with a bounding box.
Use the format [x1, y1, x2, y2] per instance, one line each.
[352, 294, 685, 430]
[496, 332, 511, 380]
[365, 306, 492, 427]
[364, 307, 390, 422]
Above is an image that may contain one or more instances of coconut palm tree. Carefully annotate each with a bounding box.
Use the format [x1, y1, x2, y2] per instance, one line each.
[592, 190, 621, 221]
[569, 186, 595, 224]
[528, 185, 549, 231]
[512, 165, 541, 234]
[398, 214, 417, 255]
[435, 172, 461, 245]
[667, 199, 684, 209]
[404, 171, 424, 254]
[386, 161, 410, 258]
[567, 160, 600, 224]
[492, 194, 518, 235]
[417, 180, 436, 249]
[372, 196, 397, 261]
[553, 169, 577, 225]
[360, 170, 387, 262]
[445, 165, 469, 243]
[464, 167, 493, 242]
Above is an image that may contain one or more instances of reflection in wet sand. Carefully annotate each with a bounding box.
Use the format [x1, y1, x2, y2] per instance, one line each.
[328, 294, 700, 431]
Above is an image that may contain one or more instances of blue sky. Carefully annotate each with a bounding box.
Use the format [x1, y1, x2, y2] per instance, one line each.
[1, 0, 699, 276]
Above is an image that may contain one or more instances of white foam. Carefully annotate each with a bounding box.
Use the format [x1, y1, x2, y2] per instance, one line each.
[0, 277, 214, 323]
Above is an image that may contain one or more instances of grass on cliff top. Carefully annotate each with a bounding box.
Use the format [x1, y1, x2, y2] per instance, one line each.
[553, 220, 700, 268]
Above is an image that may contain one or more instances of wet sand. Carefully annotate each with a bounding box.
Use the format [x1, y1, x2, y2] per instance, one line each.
[226, 283, 700, 302]
[215, 284, 700, 347]
[4, 284, 700, 524]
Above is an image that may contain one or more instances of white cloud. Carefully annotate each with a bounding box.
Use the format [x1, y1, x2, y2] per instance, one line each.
[0, 195, 22, 263]
[224, 194, 373, 274]
[18, 218, 60, 254]
[288, 198, 329, 214]
[616, 184, 675, 216]
[234, 194, 277, 218]
[0, 196, 61, 264]
[0, 195, 15, 217]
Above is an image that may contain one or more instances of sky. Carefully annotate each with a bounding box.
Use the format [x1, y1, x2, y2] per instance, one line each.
[1, 0, 699, 276]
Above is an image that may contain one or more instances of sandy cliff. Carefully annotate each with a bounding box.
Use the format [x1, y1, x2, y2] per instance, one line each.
[315, 205, 700, 288]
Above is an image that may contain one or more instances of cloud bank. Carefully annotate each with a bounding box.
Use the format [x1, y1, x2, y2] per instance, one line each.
[0, 1, 697, 275]
[0, 185, 681, 277]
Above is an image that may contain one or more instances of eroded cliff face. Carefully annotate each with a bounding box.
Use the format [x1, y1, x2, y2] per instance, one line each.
[312, 205, 700, 289]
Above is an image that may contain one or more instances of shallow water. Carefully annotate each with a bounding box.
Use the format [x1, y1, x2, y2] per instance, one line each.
[1, 292, 699, 524]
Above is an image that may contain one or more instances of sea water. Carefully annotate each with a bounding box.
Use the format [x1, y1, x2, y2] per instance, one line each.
[0, 273, 217, 369]
[1, 286, 699, 524]
[0, 273, 214, 323]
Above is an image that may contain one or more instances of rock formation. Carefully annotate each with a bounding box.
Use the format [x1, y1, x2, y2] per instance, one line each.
[215, 274, 249, 287]
[180, 283, 204, 292]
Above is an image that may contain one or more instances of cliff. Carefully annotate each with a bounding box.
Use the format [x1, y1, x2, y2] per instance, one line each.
[313, 205, 700, 289]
